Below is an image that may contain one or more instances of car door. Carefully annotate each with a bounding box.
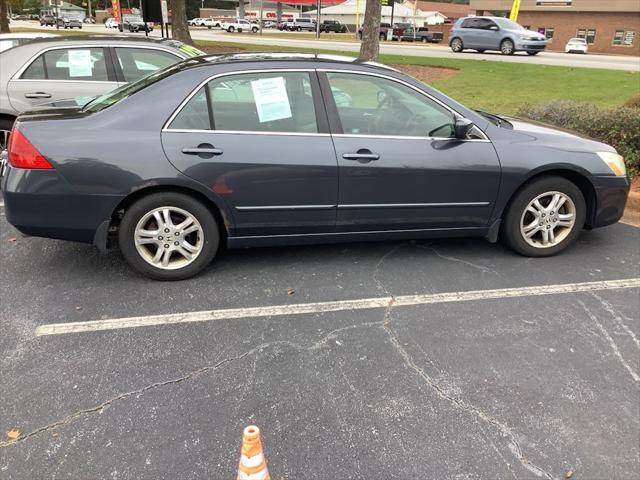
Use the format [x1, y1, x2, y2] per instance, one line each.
[477, 19, 501, 50]
[320, 70, 500, 232]
[112, 47, 184, 85]
[7, 46, 118, 112]
[460, 18, 481, 47]
[161, 70, 338, 237]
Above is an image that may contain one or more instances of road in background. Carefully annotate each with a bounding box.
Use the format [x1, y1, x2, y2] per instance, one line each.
[15, 20, 640, 71]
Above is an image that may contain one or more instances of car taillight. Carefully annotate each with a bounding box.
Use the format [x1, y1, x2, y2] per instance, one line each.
[7, 128, 53, 170]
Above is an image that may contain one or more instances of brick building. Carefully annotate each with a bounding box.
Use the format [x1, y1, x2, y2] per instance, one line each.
[470, 0, 640, 55]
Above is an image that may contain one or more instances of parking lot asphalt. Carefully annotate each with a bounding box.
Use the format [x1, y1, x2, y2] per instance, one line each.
[0, 205, 639, 479]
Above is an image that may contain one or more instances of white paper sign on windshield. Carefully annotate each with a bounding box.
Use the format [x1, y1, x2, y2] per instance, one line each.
[68, 49, 93, 77]
[250, 77, 292, 123]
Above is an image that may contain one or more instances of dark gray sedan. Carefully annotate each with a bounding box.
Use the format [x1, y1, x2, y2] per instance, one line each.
[1, 54, 630, 280]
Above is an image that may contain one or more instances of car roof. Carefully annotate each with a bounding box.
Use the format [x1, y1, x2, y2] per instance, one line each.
[194, 52, 399, 72]
[18, 35, 178, 47]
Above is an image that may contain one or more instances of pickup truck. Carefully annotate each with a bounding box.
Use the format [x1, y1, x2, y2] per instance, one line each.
[319, 20, 347, 33]
[358, 22, 392, 41]
[399, 27, 443, 43]
[221, 18, 259, 33]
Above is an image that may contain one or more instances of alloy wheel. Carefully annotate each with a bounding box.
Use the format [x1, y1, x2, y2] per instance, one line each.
[501, 39, 514, 55]
[134, 206, 204, 270]
[451, 38, 462, 52]
[520, 191, 576, 248]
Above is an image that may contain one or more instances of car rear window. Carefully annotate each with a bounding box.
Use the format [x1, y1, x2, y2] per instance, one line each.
[83, 60, 194, 113]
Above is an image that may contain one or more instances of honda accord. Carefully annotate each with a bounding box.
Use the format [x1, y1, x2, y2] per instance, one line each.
[1, 54, 630, 280]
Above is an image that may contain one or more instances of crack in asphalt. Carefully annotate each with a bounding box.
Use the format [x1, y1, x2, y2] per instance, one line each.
[0, 323, 380, 448]
[374, 250, 554, 480]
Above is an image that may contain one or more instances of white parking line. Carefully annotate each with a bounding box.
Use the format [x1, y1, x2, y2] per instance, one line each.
[36, 278, 640, 336]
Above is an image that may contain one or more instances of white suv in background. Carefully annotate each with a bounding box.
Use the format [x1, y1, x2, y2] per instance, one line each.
[221, 18, 258, 33]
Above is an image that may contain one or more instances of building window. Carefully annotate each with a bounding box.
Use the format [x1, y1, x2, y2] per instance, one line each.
[576, 28, 596, 44]
[613, 30, 636, 47]
[545, 27, 554, 41]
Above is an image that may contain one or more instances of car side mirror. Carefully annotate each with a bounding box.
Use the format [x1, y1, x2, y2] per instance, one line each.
[489, 25, 499, 31]
[454, 117, 474, 139]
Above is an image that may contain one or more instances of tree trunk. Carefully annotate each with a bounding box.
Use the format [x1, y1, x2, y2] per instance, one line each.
[358, 0, 382, 62]
[170, 0, 194, 45]
[0, 0, 10, 34]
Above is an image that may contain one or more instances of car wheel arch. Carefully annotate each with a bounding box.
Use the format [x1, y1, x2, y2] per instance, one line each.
[106, 184, 232, 248]
[498, 168, 597, 230]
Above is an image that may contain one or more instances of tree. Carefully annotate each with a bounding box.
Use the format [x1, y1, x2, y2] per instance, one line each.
[0, 0, 9, 34]
[170, 0, 194, 45]
[358, 0, 382, 62]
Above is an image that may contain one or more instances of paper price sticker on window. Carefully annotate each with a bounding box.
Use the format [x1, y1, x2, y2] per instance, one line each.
[68, 49, 93, 77]
[250, 77, 292, 123]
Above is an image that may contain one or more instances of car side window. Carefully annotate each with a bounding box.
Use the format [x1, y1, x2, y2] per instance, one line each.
[24, 48, 109, 81]
[21, 55, 46, 79]
[170, 72, 318, 134]
[115, 48, 181, 83]
[326, 73, 455, 138]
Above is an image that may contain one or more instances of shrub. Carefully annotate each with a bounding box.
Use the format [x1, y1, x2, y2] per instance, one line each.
[517, 100, 640, 178]
[624, 95, 640, 109]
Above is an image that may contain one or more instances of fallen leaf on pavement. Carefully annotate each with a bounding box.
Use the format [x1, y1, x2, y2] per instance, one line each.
[8, 238, 17, 243]
[565, 470, 574, 478]
[6, 429, 20, 439]
[286, 288, 295, 295]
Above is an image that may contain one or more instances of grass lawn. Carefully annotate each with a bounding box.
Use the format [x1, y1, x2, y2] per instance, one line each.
[197, 39, 639, 115]
[9, 28, 640, 115]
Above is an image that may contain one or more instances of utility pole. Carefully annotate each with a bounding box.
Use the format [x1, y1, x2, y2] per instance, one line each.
[88, 0, 92, 20]
[315, 0, 320, 38]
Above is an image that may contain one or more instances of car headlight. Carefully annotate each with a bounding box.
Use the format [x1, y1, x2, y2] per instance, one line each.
[597, 151, 626, 176]
[520, 35, 539, 41]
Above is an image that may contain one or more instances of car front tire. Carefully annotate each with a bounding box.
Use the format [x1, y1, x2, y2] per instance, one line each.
[228, 26, 234, 32]
[119, 193, 220, 280]
[527, 51, 539, 55]
[502, 176, 586, 257]
[500, 38, 515, 55]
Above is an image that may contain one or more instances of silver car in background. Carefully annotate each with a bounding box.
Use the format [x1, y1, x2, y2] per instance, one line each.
[450, 16, 547, 55]
[0, 36, 205, 152]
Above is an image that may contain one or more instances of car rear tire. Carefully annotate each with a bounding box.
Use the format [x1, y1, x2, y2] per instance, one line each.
[527, 51, 539, 55]
[119, 193, 220, 280]
[500, 38, 515, 55]
[502, 176, 586, 257]
[450, 37, 463, 52]
[476, 49, 485, 53]
[228, 26, 234, 32]
[252, 26, 258, 33]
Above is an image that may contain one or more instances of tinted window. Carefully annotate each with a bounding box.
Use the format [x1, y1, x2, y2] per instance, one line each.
[170, 72, 318, 133]
[115, 47, 180, 82]
[169, 87, 210, 130]
[36, 48, 109, 81]
[461, 18, 476, 28]
[21, 55, 46, 79]
[326, 73, 455, 138]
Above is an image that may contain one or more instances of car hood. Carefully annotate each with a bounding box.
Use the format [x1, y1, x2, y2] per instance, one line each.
[503, 116, 615, 153]
[511, 28, 546, 40]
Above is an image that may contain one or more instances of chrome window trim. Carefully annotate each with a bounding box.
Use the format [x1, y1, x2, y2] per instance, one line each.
[164, 129, 330, 137]
[332, 133, 490, 143]
[12, 44, 187, 81]
[162, 68, 318, 133]
[318, 68, 490, 142]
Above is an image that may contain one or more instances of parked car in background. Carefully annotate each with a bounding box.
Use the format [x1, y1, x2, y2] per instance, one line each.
[188, 18, 204, 26]
[57, 17, 82, 29]
[40, 15, 56, 26]
[12, 15, 30, 21]
[2, 53, 628, 280]
[399, 27, 443, 43]
[391, 22, 411, 39]
[83, 17, 96, 24]
[0, 36, 205, 153]
[450, 16, 547, 55]
[0, 32, 57, 52]
[119, 15, 153, 33]
[565, 37, 588, 54]
[358, 22, 392, 40]
[262, 20, 277, 29]
[319, 19, 347, 33]
[286, 17, 316, 32]
[221, 18, 258, 33]
[105, 17, 119, 29]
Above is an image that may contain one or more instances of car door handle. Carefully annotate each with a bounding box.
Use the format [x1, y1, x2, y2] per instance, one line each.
[182, 148, 223, 155]
[342, 150, 380, 162]
[24, 92, 52, 99]
[181, 144, 223, 158]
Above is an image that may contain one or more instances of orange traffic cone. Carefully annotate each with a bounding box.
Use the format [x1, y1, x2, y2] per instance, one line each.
[237, 425, 271, 480]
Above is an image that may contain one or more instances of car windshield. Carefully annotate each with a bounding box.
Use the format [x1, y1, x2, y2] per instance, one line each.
[493, 18, 525, 30]
[83, 60, 192, 113]
[569, 38, 586, 43]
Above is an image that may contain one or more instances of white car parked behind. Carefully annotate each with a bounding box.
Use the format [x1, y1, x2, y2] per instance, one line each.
[565, 37, 588, 54]
[221, 18, 258, 33]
